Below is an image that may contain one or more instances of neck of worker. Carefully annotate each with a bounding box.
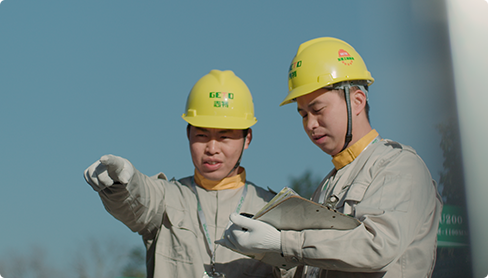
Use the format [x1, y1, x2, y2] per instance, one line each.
[194, 167, 246, 191]
[332, 118, 375, 170]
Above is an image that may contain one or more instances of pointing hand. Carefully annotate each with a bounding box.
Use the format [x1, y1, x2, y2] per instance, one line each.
[83, 154, 134, 192]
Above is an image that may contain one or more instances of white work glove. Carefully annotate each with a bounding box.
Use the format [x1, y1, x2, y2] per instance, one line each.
[83, 154, 134, 192]
[216, 213, 281, 255]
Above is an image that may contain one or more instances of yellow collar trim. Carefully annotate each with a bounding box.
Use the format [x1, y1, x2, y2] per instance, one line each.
[332, 129, 379, 170]
[194, 167, 246, 191]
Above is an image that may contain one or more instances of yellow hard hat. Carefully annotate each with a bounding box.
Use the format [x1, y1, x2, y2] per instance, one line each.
[281, 37, 374, 106]
[182, 70, 257, 129]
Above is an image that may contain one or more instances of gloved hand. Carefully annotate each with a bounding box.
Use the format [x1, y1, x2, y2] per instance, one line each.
[83, 154, 134, 192]
[216, 213, 281, 255]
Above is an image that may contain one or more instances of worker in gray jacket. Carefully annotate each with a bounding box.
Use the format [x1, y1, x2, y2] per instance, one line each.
[217, 38, 443, 277]
[84, 70, 278, 278]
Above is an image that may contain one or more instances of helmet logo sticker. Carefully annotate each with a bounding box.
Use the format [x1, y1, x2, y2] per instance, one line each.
[209, 91, 234, 108]
[338, 49, 354, 66]
[288, 60, 302, 80]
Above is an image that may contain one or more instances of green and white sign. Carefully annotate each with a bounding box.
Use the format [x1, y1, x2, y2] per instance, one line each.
[437, 205, 470, 247]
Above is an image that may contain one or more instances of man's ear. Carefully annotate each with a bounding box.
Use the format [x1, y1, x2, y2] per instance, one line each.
[351, 88, 367, 116]
[244, 128, 253, 150]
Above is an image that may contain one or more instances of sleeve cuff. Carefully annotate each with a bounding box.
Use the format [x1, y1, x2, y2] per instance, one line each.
[281, 230, 304, 264]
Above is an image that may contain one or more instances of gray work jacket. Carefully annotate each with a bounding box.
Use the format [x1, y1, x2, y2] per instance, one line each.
[98, 169, 278, 278]
[282, 139, 443, 278]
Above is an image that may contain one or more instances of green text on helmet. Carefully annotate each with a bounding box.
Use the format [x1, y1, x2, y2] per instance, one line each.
[182, 70, 257, 129]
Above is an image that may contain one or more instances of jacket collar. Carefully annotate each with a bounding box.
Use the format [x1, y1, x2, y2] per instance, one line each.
[194, 167, 246, 190]
[332, 129, 379, 170]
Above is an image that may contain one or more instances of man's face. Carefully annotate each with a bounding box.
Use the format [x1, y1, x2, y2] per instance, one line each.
[296, 88, 347, 156]
[188, 126, 251, 181]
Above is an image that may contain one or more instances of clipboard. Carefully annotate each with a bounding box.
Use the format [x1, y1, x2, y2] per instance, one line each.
[246, 188, 360, 269]
[253, 187, 360, 230]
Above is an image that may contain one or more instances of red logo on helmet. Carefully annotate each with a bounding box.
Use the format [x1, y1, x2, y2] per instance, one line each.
[338, 49, 354, 66]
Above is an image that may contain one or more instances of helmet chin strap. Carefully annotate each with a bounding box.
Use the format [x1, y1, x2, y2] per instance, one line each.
[335, 83, 368, 153]
[341, 86, 353, 152]
[225, 129, 249, 178]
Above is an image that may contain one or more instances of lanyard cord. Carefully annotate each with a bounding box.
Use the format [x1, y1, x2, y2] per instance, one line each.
[191, 179, 248, 269]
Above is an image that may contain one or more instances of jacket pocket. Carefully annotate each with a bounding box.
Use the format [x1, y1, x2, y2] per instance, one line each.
[165, 205, 197, 236]
[335, 181, 370, 212]
[156, 205, 198, 263]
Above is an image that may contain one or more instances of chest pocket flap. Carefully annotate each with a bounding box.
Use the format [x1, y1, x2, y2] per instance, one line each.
[164, 205, 198, 237]
[335, 181, 370, 210]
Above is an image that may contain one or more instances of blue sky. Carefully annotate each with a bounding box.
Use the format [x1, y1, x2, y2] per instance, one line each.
[0, 0, 455, 273]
